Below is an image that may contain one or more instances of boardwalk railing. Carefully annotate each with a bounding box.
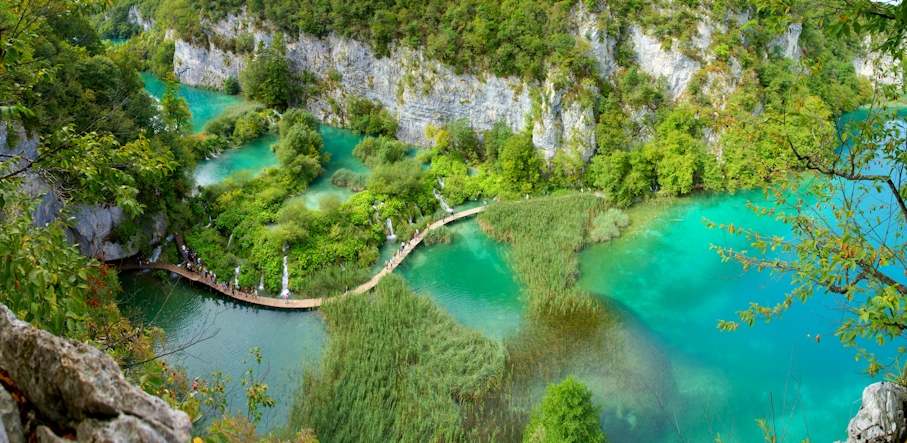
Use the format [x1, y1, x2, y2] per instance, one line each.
[117, 205, 487, 310]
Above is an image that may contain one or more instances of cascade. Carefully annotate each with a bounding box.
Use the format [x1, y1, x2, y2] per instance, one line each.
[279, 245, 290, 298]
[205, 215, 212, 228]
[385, 218, 397, 241]
[234, 265, 240, 286]
[227, 233, 233, 248]
[148, 246, 163, 263]
[258, 273, 264, 291]
[432, 189, 453, 213]
[438, 177, 445, 189]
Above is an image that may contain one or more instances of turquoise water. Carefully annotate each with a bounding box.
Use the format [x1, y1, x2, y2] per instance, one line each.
[194, 132, 280, 187]
[398, 220, 523, 339]
[397, 191, 884, 443]
[289, 126, 370, 210]
[119, 272, 325, 432]
[141, 73, 241, 133]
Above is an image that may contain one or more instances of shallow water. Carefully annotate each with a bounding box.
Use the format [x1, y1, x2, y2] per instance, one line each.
[398, 220, 523, 339]
[289, 126, 370, 210]
[119, 272, 325, 432]
[193, 132, 280, 187]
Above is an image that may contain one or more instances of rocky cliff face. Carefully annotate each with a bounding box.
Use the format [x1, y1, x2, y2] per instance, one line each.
[0, 303, 191, 443]
[0, 122, 167, 261]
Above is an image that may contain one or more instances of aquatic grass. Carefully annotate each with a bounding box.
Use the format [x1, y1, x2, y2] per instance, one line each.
[288, 275, 508, 442]
[477, 194, 612, 318]
[422, 225, 452, 245]
[329, 167, 368, 191]
[289, 264, 370, 299]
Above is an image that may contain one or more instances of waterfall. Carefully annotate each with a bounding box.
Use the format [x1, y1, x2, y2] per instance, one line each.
[279, 245, 290, 298]
[148, 246, 162, 263]
[205, 215, 212, 228]
[433, 189, 453, 213]
[438, 177, 445, 189]
[227, 233, 233, 248]
[385, 218, 397, 241]
[258, 273, 264, 291]
[234, 265, 240, 286]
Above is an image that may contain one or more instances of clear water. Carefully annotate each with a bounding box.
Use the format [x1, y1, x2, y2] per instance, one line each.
[397, 220, 523, 339]
[398, 191, 884, 443]
[193, 132, 280, 187]
[289, 126, 370, 210]
[141, 72, 241, 134]
[119, 272, 325, 432]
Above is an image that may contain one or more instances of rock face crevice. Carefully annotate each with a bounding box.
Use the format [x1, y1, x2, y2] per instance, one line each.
[0, 303, 191, 443]
[838, 382, 907, 443]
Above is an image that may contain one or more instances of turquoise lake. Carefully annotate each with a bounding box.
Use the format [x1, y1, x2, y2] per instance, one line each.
[134, 75, 889, 440]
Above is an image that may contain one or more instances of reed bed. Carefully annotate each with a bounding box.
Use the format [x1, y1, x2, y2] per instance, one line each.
[477, 194, 611, 318]
[330, 168, 368, 191]
[289, 275, 508, 442]
[422, 225, 453, 245]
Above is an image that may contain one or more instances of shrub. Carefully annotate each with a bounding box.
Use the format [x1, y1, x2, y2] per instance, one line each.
[589, 209, 629, 243]
[352, 136, 408, 167]
[331, 168, 369, 191]
[223, 76, 240, 95]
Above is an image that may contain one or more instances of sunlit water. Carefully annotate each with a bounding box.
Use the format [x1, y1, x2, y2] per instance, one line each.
[287, 126, 370, 210]
[193, 132, 280, 187]
[119, 272, 325, 432]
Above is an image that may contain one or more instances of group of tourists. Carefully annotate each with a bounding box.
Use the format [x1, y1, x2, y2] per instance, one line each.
[181, 244, 258, 299]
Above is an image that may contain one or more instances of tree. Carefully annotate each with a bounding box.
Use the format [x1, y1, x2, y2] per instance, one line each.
[499, 133, 541, 193]
[240, 34, 294, 109]
[711, 3, 907, 375]
[273, 123, 325, 183]
[523, 377, 607, 443]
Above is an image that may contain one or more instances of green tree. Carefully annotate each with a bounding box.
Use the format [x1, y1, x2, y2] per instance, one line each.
[223, 76, 240, 95]
[499, 133, 541, 193]
[240, 34, 294, 109]
[523, 377, 607, 443]
[273, 123, 326, 183]
[446, 118, 481, 160]
[161, 77, 192, 134]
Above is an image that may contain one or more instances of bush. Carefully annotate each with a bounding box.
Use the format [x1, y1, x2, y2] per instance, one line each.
[523, 377, 606, 443]
[223, 76, 240, 95]
[589, 209, 630, 243]
[346, 96, 397, 137]
[352, 136, 409, 167]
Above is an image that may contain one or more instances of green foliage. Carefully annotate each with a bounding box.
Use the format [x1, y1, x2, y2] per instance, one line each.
[223, 76, 240, 95]
[239, 35, 296, 110]
[367, 159, 424, 198]
[446, 118, 482, 160]
[330, 168, 368, 191]
[352, 136, 409, 167]
[422, 225, 452, 245]
[479, 194, 610, 316]
[523, 377, 606, 443]
[279, 108, 320, 136]
[589, 209, 630, 242]
[289, 275, 507, 442]
[482, 120, 513, 162]
[273, 123, 326, 183]
[345, 96, 398, 137]
[498, 133, 542, 194]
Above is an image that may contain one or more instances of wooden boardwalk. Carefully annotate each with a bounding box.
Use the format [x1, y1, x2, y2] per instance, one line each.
[117, 205, 486, 310]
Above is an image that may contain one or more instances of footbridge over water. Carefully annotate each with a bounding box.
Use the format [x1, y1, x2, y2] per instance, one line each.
[117, 205, 487, 310]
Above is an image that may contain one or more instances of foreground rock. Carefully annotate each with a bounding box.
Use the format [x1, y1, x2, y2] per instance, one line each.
[839, 382, 907, 443]
[0, 303, 191, 443]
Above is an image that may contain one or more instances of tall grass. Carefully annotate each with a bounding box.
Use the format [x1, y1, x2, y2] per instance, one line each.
[288, 275, 509, 442]
[477, 194, 611, 318]
[422, 225, 452, 245]
[330, 168, 368, 191]
[289, 264, 370, 299]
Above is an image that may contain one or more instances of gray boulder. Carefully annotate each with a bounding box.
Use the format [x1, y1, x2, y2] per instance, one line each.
[842, 382, 907, 443]
[0, 303, 191, 442]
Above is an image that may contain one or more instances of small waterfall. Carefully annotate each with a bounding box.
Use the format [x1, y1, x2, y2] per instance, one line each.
[432, 189, 452, 213]
[279, 245, 290, 298]
[258, 273, 264, 291]
[227, 233, 233, 248]
[205, 215, 213, 228]
[385, 218, 397, 241]
[148, 245, 163, 263]
[234, 265, 240, 286]
[438, 177, 445, 189]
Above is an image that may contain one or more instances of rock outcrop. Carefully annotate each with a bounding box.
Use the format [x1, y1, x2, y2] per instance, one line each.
[0, 121, 168, 261]
[0, 303, 191, 443]
[838, 382, 907, 443]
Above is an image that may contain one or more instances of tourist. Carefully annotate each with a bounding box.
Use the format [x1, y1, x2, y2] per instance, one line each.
[483, 200, 487, 208]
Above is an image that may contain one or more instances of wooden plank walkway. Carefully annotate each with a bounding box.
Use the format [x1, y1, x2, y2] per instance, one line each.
[117, 205, 487, 310]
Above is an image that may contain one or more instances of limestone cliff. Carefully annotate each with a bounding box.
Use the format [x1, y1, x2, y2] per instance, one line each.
[0, 303, 191, 443]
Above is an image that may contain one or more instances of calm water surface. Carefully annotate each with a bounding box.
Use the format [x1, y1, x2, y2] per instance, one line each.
[120, 272, 325, 431]
[141, 73, 240, 134]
